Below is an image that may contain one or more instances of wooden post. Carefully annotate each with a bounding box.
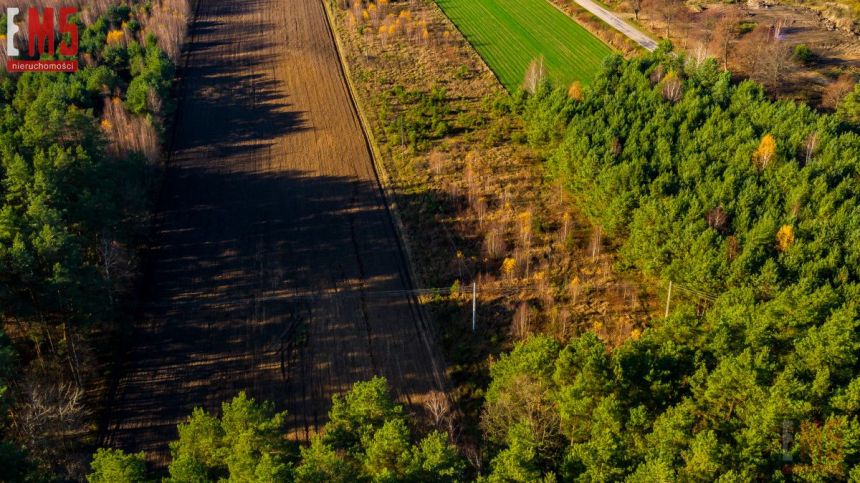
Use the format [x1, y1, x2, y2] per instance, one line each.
[472, 281, 477, 333]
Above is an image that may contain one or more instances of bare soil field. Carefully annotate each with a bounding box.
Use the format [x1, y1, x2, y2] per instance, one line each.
[101, 0, 446, 464]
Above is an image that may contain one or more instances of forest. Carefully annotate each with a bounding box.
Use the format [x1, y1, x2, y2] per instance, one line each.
[474, 43, 860, 479]
[0, 3, 177, 479]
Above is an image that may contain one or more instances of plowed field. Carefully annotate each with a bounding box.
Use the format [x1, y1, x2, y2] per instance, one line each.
[102, 0, 446, 464]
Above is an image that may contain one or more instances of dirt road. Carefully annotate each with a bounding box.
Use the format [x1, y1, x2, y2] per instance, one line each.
[560, 0, 657, 51]
[102, 0, 446, 464]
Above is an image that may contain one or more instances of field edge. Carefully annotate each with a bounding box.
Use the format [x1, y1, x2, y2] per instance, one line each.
[320, 0, 449, 395]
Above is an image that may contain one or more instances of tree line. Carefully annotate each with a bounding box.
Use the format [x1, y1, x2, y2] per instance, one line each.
[8, 2, 860, 480]
[0, 3, 177, 478]
[88, 377, 465, 482]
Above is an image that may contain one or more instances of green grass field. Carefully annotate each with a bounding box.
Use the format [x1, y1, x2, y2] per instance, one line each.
[435, 0, 614, 91]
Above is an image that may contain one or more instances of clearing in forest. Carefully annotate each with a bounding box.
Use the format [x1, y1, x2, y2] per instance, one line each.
[435, 0, 614, 90]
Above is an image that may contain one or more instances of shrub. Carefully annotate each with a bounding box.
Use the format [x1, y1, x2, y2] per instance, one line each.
[737, 21, 756, 34]
[794, 43, 814, 64]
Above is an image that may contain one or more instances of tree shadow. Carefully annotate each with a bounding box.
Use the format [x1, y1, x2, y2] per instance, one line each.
[102, 164, 456, 467]
[99, 0, 451, 468]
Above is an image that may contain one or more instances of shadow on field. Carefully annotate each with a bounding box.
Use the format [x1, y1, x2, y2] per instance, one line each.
[101, 0, 454, 468]
[104, 164, 451, 465]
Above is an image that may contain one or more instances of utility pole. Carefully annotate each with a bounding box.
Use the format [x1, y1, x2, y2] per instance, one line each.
[472, 281, 477, 333]
[665, 280, 673, 318]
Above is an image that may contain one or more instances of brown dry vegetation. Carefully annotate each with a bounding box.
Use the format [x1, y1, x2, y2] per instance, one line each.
[329, 0, 655, 441]
[603, 0, 860, 103]
[1, 320, 99, 478]
[0, 1, 189, 476]
[102, 0, 190, 158]
[143, 0, 191, 62]
[100, 97, 160, 163]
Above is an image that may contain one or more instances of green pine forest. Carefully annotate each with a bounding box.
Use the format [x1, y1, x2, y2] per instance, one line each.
[88, 378, 465, 482]
[486, 44, 860, 480]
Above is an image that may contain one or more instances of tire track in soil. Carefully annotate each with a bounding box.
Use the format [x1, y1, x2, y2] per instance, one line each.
[102, 0, 446, 466]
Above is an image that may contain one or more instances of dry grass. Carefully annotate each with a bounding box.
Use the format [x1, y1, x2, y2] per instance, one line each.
[332, 0, 655, 378]
[604, 0, 860, 103]
[329, 4, 661, 445]
[141, 0, 191, 62]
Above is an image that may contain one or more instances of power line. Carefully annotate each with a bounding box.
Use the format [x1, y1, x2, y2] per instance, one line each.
[140, 282, 543, 309]
[670, 282, 717, 302]
[142, 273, 719, 322]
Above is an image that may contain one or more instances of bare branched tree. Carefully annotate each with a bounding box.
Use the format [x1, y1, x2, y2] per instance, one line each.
[484, 224, 506, 260]
[424, 390, 453, 434]
[706, 206, 729, 234]
[736, 23, 792, 91]
[644, 0, 683, 37]
[803, 132, 819, 165]
[523, 56, 546, 94]
[481, 374, 562, 454]
[13, 376, 88, 478]
[463, 444, 483, 473]
[558, 212, 572, 246]
[512, 302, 530, 339]
[662, 73, 683, 102]
[472, 196, 488, 227]
[631, 0, 642, 21]
[709, 9, 741, 71]
[822, 74, 855, 110]
[590, 226, 602, 260]
[101, 98, 160, 163]
[429, 150, 447, 176]
[143, 0, 191, 62]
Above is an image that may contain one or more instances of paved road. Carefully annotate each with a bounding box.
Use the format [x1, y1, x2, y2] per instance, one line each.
[102, 0, 446, 465]
[563, 0, 658, 51]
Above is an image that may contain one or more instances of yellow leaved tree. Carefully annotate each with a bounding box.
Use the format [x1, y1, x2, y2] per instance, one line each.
[754, 134, 777, 169]
[568, 81, 583, 101]
[501, 257, 517, 280]
[776, 224, 795, 252]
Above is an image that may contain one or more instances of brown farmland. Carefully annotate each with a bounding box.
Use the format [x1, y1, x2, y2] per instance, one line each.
[101, 0, 446, 464]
